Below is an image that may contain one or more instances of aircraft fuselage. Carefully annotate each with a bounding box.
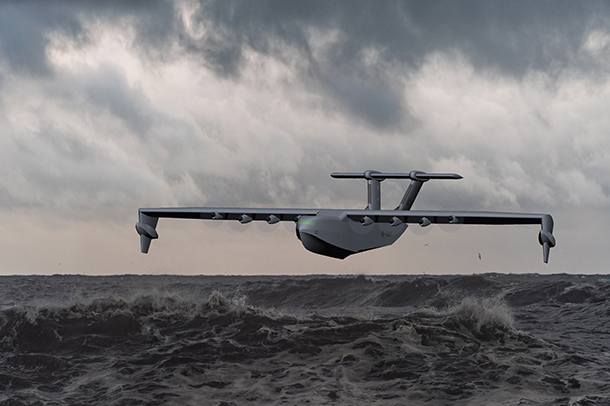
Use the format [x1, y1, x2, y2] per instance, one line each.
[295, 210, 407, 259]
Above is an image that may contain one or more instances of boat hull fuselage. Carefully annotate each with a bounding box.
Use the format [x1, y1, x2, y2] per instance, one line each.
[295, 210, 407, 259]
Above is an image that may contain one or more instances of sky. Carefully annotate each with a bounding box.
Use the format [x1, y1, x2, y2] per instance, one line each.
[1, 0, 609, 275]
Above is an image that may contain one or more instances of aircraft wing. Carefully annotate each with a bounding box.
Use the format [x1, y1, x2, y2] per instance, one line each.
[344, 210, 555, 263]
[344, 210, 549, 225]
[139, 207, 319, 221]
[136, 207, 320, 254]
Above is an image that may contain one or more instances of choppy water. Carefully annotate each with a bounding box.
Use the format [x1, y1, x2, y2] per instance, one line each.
[1, 273, 610, 405]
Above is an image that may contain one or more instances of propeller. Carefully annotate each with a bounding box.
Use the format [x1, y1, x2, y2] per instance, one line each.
[229, 216, 252, 232]
[349, 216, 376, 235]
[439, 215, 462, 233]
[256, 215, 281, 233]
[409, 221, 433, 235]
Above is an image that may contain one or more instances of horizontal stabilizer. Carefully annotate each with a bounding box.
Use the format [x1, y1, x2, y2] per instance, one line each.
[331, 170, 462, 181]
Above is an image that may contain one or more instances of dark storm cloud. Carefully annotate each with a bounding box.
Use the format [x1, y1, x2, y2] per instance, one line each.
[186, 1, 413, 128]
[0, 2, 84, 76]
[198, 0, 607, 75]
[0, 0, 175, 76]
[185, 0, 609, 128]
[3, 1, 606, 129]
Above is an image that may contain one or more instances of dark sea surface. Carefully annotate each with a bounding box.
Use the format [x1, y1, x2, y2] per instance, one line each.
[1, 273, 610, 406]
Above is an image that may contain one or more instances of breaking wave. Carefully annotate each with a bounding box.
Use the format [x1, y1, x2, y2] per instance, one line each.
[1, 274, 609, 405]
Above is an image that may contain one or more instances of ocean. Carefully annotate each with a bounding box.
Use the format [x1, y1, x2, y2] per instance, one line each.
[1, 273, 609, 405]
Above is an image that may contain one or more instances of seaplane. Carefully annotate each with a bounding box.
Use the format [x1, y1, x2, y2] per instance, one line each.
[136, 170, 556, 263]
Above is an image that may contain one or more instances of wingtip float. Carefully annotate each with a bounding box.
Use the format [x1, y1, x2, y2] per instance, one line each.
[137, 170, 555, 263]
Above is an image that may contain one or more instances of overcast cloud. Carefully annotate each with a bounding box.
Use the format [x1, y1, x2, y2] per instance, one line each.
[1, 0, 610, 275]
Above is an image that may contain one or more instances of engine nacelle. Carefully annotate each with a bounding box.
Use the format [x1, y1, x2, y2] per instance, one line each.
[360, 216, 374, 226]
[419, 217, 431, 227]
[266, 215, 280, 224]
[389, 216, 403, 227]
[239, 214, 252, 224]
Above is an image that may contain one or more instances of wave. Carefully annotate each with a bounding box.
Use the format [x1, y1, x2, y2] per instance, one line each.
[2, 274, 610, 405]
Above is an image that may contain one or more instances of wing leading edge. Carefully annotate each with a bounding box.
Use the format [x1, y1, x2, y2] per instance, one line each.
[139, 207, 319, 221]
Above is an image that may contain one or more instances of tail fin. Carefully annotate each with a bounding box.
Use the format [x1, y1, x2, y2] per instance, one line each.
[135, 212, 158, 253]
[395, 171, 462, 210]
